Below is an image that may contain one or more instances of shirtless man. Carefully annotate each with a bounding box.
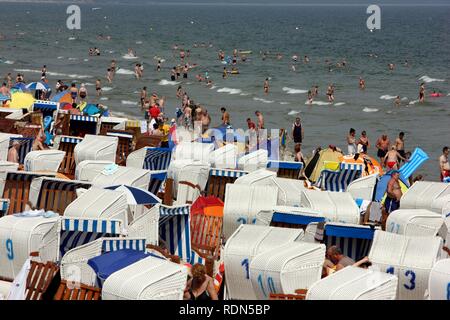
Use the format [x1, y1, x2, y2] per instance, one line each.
[201, 109, 211, 133]
[7, 141, 20, 163]
[347, 128, 357, 155]
[106, 68, 113, 83]
[0, 82, 10, 97]
[255, 111, 264, 130]
[394, 95, 401, 107]
[439, 146, 450, 181]
[110, 60, 117, 76]
[263, 78, 269, 94]
[96, 79, 102, 96]
[375, 134, 390, 166]
[384, 145, 408, 170]
[184, 105, 192, 129]
[69, 83, 78, 104]
[32, 134, 47, 151]
[395, 132, 406, 163]
[326, 84, 334, 102]
[140, 87, 147, 109]
[383, 170, 402, 226]
[221, 107, 230, 126]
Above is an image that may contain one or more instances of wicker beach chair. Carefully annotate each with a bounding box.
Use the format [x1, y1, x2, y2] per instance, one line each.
[55, 136, 83, 178]
[69, 115, 99, 137]
[267, 160, 303, 179]
[105, 130, 135, 165]
[24, 150, 66, 172]
[428, 258, 450, 300]
[74, 160, 115, 181]
[54, 280, 101, 300]
[386, 209, 444, 237]
[316, 163, 363, 192]
[209, 144, 238, 169]
[223, 224, 304, 300]
[91, 166, 151, 191]
[269, 289, 308, 300]
[256, 206, 325, 230]
[249, 242, 325, 299]
[204, 168, 248, 201]
[400, 181, 450, 213]
[127, 147, 173, 171]
[237, 149, 268, 172]
[74, 134, 118, 165]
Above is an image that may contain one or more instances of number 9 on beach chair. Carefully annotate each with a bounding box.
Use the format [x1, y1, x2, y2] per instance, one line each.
[223, 224, 304, 300]
[249, 242, 325, 299]
[427, 259, 450, 300]
[368, 230, 443, 300]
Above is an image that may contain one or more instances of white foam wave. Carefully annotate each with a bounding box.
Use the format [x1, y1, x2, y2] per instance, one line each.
[14, 68, 91, 79]
[68, 37, 76, 40]
[102, 87, 113, 92]
[288, 110, 300, 115]
[419, 76, 444, 83]
[217, 87, 242, 95]
[282, 87, 307, 94]
[380, 95, 397, 100]
[68, 57, 78, 61]
[240, 93, 250, 96]
[253, 97, 274, 103]
[334, 102, 346, 106]
[116, 69, 134, 75]
[3, 60, 14, 65]
[100, 97, 109, 101]
[121, 100, 138, 106]
[362, 107, 378, 112]
[408, 99, 419, 105]
[136, 41, 143, 44]
[84, 83, 94, 86]
[308, 101, 331, 106]
[122, 54, 138, 60]
[280, 102, 290, 105]
[83, 59, 89, 62]
[401, 97, 408, 101]
[210, 85, 217, 90]
[158, 79, 180, 86]
[57, 56, 64, 59]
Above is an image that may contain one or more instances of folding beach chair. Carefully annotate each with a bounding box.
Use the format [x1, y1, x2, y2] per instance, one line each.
[316, 163, 363, 192]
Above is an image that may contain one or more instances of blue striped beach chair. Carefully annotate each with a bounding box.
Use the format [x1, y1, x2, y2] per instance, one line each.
[106, 130, 135, 165]
[319, 223, 376, 261]
[205, 168, 248, 201]
[267, 160, 304, 179]
[32, 100, 59, 118]
[69, 115, 99, 136]
[148, 171, 168, 195]
[57, 135, 83, 177]
[36, 178, 92, 214]
[9, 137, 34, 164]
[143, 147, 173, 171]
[317, 163, 363, 192]
[1, 171, 55, 215]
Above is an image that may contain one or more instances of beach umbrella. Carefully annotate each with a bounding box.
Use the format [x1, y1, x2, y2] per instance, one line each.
[9, 92, 35, 110]
[191, 196, 224, 216]
[11, 82, 28, 92]
[26, 81, 50, 91]
[103, 185, 161, 205]
[51, 90, 72, 104]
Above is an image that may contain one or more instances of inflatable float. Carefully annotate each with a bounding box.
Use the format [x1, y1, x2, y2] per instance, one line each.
[430, 92, 444, 97]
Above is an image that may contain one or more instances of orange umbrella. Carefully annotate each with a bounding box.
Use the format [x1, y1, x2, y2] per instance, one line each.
[339, 154, 383, 176]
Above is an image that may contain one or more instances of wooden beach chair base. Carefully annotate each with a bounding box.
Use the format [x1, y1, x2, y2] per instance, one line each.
[269, 289, 307, 300]
[54, 280, 101, 300]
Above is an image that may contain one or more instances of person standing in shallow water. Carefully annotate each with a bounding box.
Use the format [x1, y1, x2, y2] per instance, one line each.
[419, 82, 425, 103]
[263, 78, 269, 94]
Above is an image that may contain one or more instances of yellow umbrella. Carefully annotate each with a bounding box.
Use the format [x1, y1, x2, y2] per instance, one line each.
[8, 92, 35, 110]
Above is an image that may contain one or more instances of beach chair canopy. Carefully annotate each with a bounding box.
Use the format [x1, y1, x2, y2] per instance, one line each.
[400, 181, 450, 214]
[386, 209, 444, 237]
[256, 206, 325, 227]
[237, 149, 268, 172]
[266, 160, 304, 179]
[209, 144, 238, 169]
[167, 159, 210, 198]
[91, 166, 151, 191]
[74, 134, 118, 165]
[63, 187, 128, 224]
[249, 241, 325, 299]
[368, 230, 442, 300]
[316, 163, 363, 192]
[24, 150, 66, 172]
[223, 184, 279, 241]
[126, 147, 173, 171]
[174, 142, 214, 163]
[223, 224, 304, 300]
[104, 185, 161, 205]
[75, 160, 115, 181]
[0, 214, 59, 279]
[204, 168, 248, 201]
[2, 136, 34, 165]
[0, 161, 19, 173]
[301, 190, 360, 224]
[346, 173, 378, 201]
[306, 266, 398, 300]
[102, 255, 187, 300]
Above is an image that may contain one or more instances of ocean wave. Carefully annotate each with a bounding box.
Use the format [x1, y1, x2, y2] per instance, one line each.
[362, 107, 378, 112]
[136, 41, 143, 44]
[14, 68, 91, 79]
[68, 57, 78, 61]
[240, 93, 250, 96]
[57, 56, 64, 59]
[253, 97, 274, 103]
[116, 69, 134, 75]
[282, 87, 307, 94]
[280, 102, 290, 105]
[419, 76, 444, 83]
[68, 37, 76, 41]
[121, 100, 138, 106]
[401, 97, 408, 101]
[308, 100, 330, 106]
[3, 60, 14, 65]
[159, 79, 180, 86]
[217, 87, 242, 95]
[102, 87, 113, 91]
[100, 97, 109, 101]
[210, 85, 217, 90]
[380, 95, 397, 100]
[288, 110, 301, 115]
[408, 99, 420, 105]
[122, 54, 138, 60]
[334, 102, 345, 106]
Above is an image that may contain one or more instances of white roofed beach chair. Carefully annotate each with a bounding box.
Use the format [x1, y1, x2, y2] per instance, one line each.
[400, 181, 450, 214]
[237, 149, 268, 172]
[428, 258, 450, 300]
[75, 160, 115, 181]
[306, 266, 398, 300]
[204, 168, 248, 201]
[24, 150, 66, 172]
[368, 230, 443, 300]
[386, 209, 444, 237]
[316, 163, 363, 192]
[249, 241, 325, 299]
[126, 147, 173, 171]
[223, 224, 304, 300]
[74, 134, 118, 165]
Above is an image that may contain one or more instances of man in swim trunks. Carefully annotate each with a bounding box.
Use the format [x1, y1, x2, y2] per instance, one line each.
[439, 146, 450, 182]
[419, 82, 425, 103]
[383, 170, 402, 227]
[140, 87, 147, 109]
[395, 132, 406, 163]
[247, 118, 256, 130]
[171, 67, 177, 81]
[255, 111, 264, 130]
[263, 78, 269, 94]
[96, 79, 102, 96]
[359, 77, 365, 90]
[292, 117, 303, 144]
[375, 134, 390, 166]
[384, 145, 408, 170]
[221, 107, 230, 126]
[69, 83, 78, 104]
[394, 95, 401, 107]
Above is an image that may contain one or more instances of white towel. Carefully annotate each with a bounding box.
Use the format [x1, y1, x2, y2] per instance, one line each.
[8, 258, 31, 300]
